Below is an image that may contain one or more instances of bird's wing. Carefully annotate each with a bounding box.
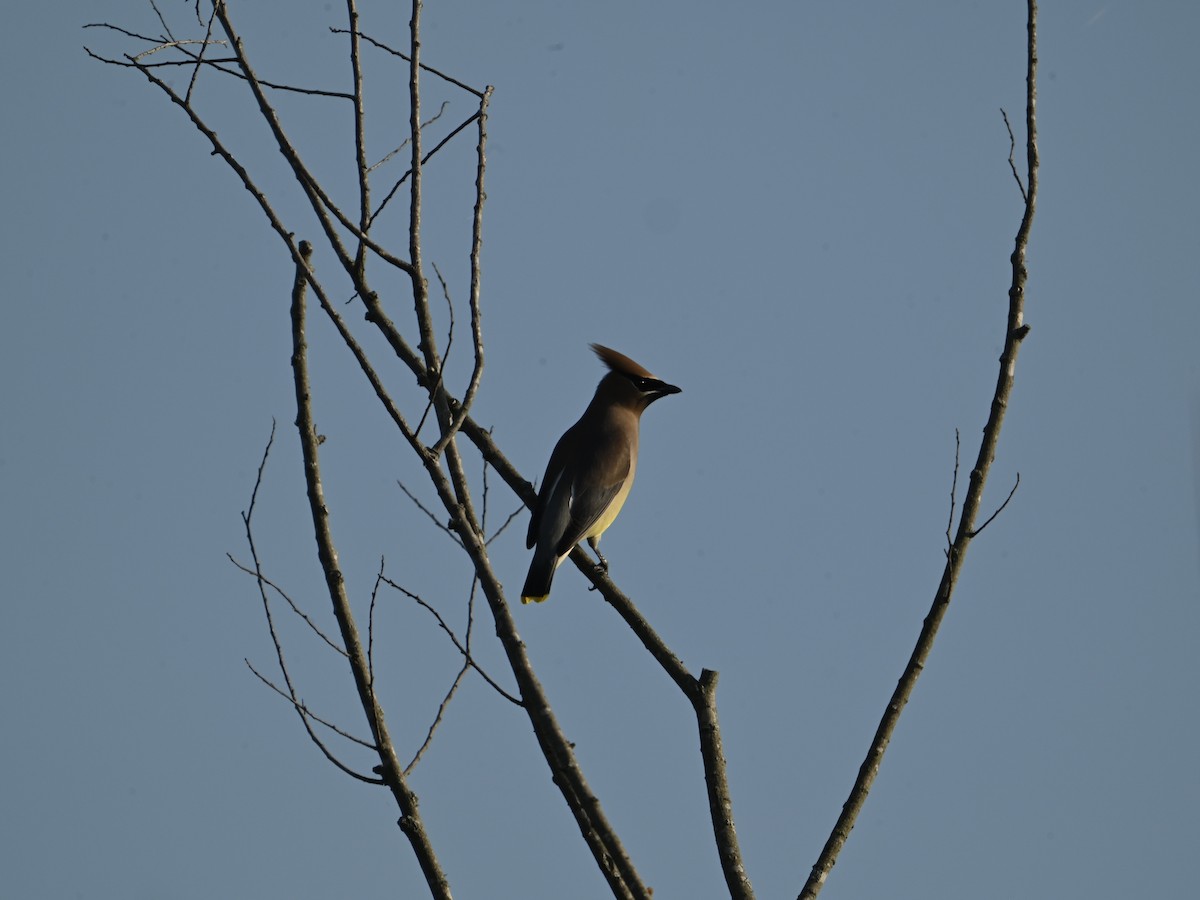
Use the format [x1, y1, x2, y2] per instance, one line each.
[553, 438, 632, 557]
[527, 428, 578, 549]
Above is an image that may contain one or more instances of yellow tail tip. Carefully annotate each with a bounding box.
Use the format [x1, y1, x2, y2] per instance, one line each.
[521, 594, 549, 605]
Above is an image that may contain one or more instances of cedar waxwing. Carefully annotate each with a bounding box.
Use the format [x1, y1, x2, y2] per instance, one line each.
[521, 344, 681, 604]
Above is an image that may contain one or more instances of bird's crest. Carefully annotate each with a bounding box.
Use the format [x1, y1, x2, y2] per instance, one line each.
[591, 344, 656, 379]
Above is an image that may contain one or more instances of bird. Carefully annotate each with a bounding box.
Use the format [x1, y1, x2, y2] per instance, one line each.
[521, 344, 681, 604]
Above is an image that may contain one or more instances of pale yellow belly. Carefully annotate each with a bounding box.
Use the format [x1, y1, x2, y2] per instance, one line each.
[585, 463, 636, 541]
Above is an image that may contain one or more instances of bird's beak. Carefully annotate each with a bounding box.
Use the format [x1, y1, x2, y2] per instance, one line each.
[649, 379, 681, 399]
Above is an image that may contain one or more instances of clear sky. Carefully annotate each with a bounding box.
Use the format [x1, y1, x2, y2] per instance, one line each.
[3, 2, 1198, 898]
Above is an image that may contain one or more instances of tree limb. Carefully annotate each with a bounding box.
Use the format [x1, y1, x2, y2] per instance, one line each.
[290, 240, 452, 899]
[798, 3, 1038, 896]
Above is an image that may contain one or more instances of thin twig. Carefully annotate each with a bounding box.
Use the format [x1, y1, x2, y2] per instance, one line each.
[368, 557, 384, 688]
[245, 659, 378, 751]
[368, 100, 449, 174]
[430, 86, 491, 458]
[346, 0, 371, 283]
[370, 109, 480, 226]
[83, 21, 162, 42]
[485, 505, 526, 547]
[148, 0, 174, 42]
[396, 480, 463, 545]
[946, 428, 960, 552]
[329, 27, 486, 98]
[480, 451, 527, 547]
[970, 473, 1021, 538]
[227, 553, 348, 657]
[133, 38, 223, 61]
[184, 3, 218, 104]
[1001, 108, 1028, 203]
[404, 662, 469, 776]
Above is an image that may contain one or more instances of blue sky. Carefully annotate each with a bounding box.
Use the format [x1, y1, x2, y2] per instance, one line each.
[3, 2, 1198, 898]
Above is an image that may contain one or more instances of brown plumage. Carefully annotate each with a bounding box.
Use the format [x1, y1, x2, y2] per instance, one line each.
[521, 344, 681, 603]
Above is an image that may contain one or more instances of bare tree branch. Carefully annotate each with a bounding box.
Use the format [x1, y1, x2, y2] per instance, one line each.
[413, 261, 456, 441]
[430, 86, 491, 458]
[290, 239, 452, 899]
[580, 558, 756, 899]
[346, 0, 371, 283]
[798, 3, 1039, 896]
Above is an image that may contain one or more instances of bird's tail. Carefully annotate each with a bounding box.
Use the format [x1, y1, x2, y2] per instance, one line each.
[521, 546, 558, 604]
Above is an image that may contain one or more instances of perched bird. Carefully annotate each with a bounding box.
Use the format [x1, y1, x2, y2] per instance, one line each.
[521, 344, 681, 604]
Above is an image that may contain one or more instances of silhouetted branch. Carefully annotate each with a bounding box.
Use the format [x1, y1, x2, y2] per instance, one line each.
[798, 3, 1039, 897]
[430, 86, 491, 458]
[347, 0, 370, 283]
[582, 557, 756, 899]
[290, 238, 452, 899]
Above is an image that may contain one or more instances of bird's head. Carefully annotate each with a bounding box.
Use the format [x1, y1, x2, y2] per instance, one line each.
[591, 343, 681, 411]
